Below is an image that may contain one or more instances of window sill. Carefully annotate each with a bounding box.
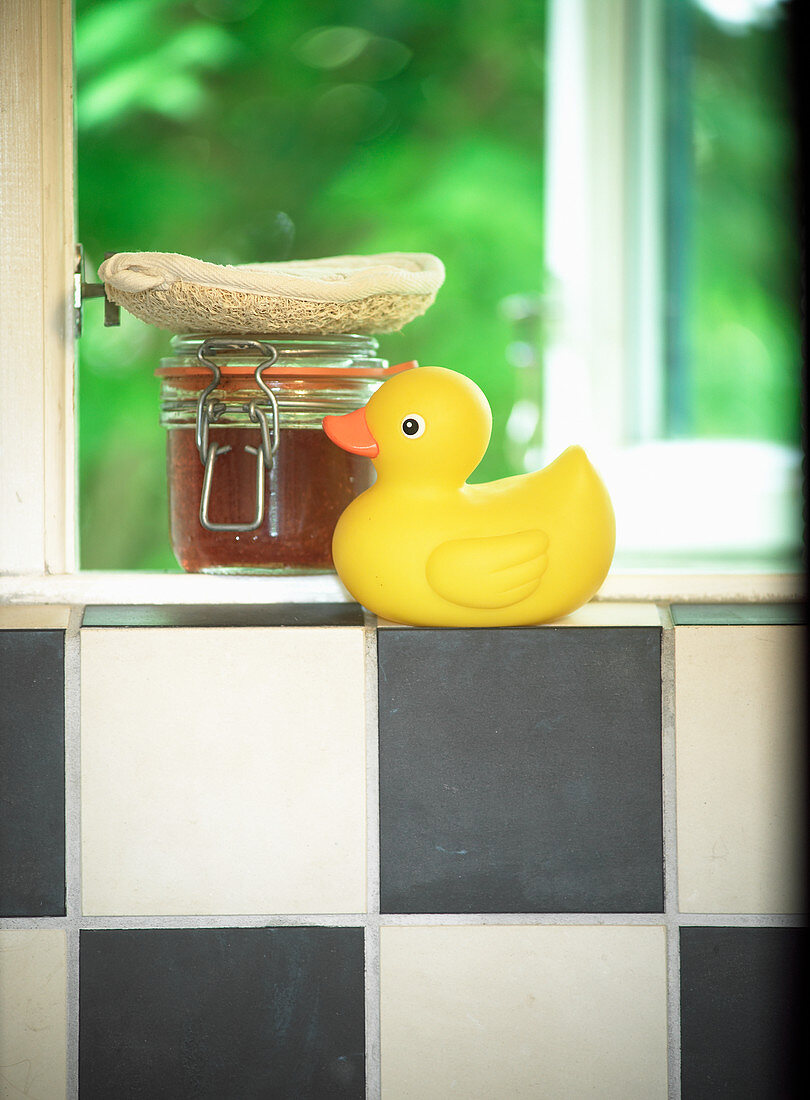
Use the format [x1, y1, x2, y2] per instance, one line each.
[0, 569, 803, 607]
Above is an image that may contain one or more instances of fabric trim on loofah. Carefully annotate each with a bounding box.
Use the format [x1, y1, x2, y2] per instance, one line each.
[98, 251, 444, 335]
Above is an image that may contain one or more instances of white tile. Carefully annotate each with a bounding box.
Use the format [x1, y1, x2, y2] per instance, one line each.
[380, 924, 668, 1100]
[675, 624, 805, 913]
[80, 627, 367, 915]
[550, 601, 661, 627]
[0, 604, 71, 629]
[0, 930, 67, 1100]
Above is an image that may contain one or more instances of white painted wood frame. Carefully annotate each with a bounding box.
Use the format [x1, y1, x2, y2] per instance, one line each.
[1, 0, 76, 576]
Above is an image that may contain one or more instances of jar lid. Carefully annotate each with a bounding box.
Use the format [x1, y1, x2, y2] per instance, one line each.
[156, 333, 416, 381]
[156, 360, 416, 380]
[169, 332, 380, 356]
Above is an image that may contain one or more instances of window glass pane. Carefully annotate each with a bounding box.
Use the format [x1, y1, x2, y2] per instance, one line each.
[666, 0, 800, 445]
[76, 0, 546, 570]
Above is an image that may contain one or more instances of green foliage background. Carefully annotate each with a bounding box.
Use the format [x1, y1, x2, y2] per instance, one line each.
[689, 6, 800, 443]
[77, 0, 546, 569]
[76, 0, 800, 570]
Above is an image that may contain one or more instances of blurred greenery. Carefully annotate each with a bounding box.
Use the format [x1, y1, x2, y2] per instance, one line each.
[77, 0, 546, 569]
[76, 0, 799, 570]
[689, 1, 801, 443]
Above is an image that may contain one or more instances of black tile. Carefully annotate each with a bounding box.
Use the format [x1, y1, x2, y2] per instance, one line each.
[0, 630, 65, 916]
[680, 926, 808, 1099]
[81, 602, 365, 628]
[378, 627, 663, 914]
[670, 602, 806, 626]
[79, 927, 365, 1100]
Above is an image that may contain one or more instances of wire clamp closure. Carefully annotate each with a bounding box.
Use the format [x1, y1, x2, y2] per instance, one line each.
[195, 338, 280, 532]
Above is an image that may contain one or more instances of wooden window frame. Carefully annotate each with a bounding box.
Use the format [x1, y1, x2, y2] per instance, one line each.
[1, 0, 75, 578]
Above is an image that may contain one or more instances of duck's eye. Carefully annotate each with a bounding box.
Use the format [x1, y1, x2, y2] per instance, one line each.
[401, 414, 425, 439]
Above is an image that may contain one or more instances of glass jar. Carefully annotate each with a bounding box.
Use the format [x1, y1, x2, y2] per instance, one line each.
[156, 334, 403, 574]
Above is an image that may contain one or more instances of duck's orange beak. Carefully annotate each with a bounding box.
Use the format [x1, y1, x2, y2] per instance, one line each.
[323, 406, 379, 457]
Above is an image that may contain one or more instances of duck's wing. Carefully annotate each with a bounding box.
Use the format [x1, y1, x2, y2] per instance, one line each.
[426, 529, 549, 609]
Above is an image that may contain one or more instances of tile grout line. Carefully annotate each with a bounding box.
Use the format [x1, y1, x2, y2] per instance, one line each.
[1, 907, 800, 931]
[364, 617, 382, 1100]
[64, 606, 84, 1100]
[0, 917, 68, 929]
[31, 910, 799, 931]
[659, 605, 681, 1100]
[1, 908, 800, 932]
[377, 912, 682, 926]
[76, 913, 370, 928]
[372, 911, 810, 927]
[364, 618, 382, 922]
[674, 913, 807, 926]
[364, 922, 382, 1100]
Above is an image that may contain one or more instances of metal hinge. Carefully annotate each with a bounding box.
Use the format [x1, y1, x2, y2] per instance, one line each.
[74, 244, 121, 337]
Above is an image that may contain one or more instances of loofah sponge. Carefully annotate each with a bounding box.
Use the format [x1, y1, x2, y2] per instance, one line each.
[98, 251, 445, 335]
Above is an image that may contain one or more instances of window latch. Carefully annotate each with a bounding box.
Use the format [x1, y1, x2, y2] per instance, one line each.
[74, 244, 121, 337]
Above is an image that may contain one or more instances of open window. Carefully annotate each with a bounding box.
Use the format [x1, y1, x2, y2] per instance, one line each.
[540, 0, 801, 572]
[0, 0, 802, 593]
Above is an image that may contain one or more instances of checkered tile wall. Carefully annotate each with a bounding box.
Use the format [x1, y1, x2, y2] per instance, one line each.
[1, 601, 805, 1098]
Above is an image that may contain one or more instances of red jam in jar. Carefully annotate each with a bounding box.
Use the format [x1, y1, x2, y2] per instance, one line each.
[157, 334, 403, 574]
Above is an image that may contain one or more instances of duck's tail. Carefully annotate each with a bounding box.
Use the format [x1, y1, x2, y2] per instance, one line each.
[530, 445, 616, 610]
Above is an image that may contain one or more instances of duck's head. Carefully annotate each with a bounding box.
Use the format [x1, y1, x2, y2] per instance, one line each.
[323, 366, 492, 487]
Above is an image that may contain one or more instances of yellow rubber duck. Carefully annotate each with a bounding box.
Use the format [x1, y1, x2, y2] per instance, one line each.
[323, 366, 615, 626]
